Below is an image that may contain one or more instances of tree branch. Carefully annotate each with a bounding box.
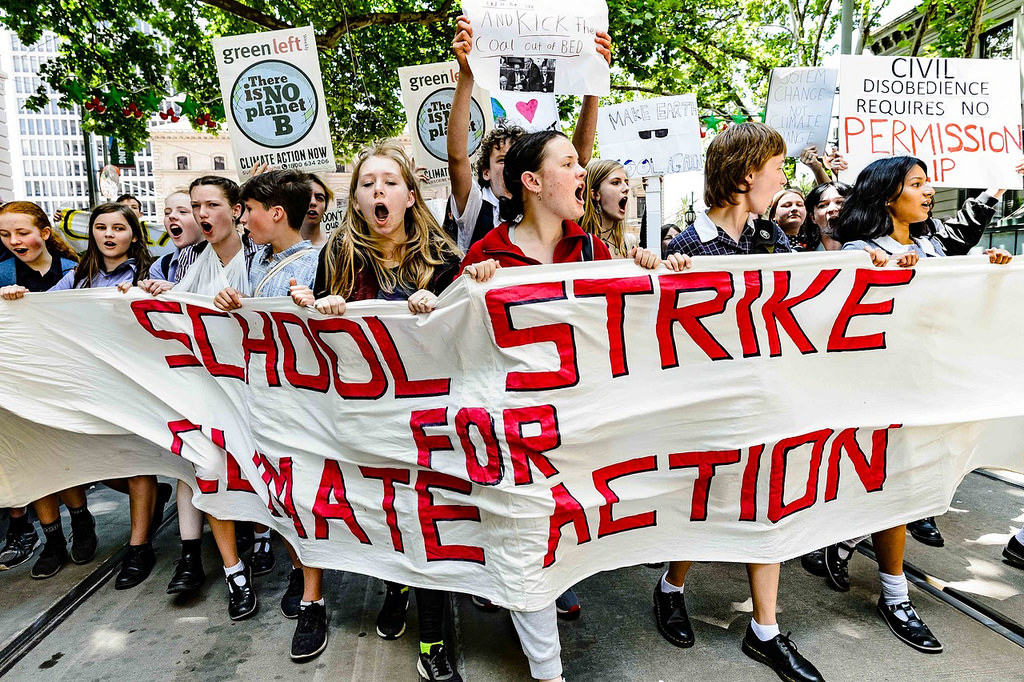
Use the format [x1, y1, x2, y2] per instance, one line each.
[811, 0, 832, 64]
[677, 44, 751, 113]
[321, 0, 455, 49]
[196, 0, 292, 32]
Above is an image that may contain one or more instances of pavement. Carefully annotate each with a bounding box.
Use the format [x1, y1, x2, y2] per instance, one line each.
[1, 471, 1022, 681]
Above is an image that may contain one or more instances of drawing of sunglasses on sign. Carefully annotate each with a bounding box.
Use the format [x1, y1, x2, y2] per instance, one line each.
[638, 129, 669, 140]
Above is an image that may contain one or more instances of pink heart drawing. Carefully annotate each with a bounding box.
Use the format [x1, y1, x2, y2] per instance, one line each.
[515, 99, 539, 123]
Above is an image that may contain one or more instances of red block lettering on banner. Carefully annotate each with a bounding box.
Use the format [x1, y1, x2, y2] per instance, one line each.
[593, 455, 658, 537]
[767, 429, 832, 523]
[411, 408, 453, 468]
[824, 425, 898, 501]
[186, 305, 244, 379]
[761, 270, 839, 356]
[828, 269, 915, 352]
[504, 405, 561, 486]
[416, 470, 484, 563]
[736, 271, 763, 357]
[360, 467, 411, 553]
[544, 483, 591, 567]
[167, 419, 218, 493]
[456, 407, 503, 486]
[272, 312, 330, 392]
[211, 427, 256, 493]
[308, 317, 389, 399]
[657, 271, 735, 365]
[313, 460, 371, 543]
[739, 444, 765, 521]
[573, 275, 654, 377]
[485, 282, 579, 391]
[365, 317, 451, 397]
[131, 299, 202, 369]
[235, 311, 281, 386]
[253, 452, 307, 537]
[668, 449, 742, 521]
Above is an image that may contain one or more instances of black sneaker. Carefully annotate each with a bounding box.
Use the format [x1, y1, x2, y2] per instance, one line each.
[1002, 535, 1024, 569]
[149, 482, 173, 540]
[0, 529, 40, 570]
[167, 548, 206, 594]
[226, 565, 258, 620]
[877, 598, 943, 653]
[555, 587, 581, 621]
[741, 625, 824, 682]
[291, 602, 328, 662]
[69, 512, 98, 565]
[251, 537, 275, 576]
[907, 517, 944, 547]
[115, 544, 156, 590]
[823, 544, 851, 592]
[470, 595, 500, 612]
[417, 643, 463, 681]
[281, 567, 304, 619]
[30, 538, 66, 579]
[653, 582, 694, 648]
[376, 583, 409, 639]
[800, 549, 827, 577]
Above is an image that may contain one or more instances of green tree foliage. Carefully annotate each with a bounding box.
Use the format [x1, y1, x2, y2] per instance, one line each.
[0, 0, 888, 153]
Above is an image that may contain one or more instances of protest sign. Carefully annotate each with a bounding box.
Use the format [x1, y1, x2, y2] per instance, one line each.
[597, 94, 703, 177]
[2, 256, 1022, 609]
[398, 61, 494, 185]
[838, 55, 1024, 188]
[491, 91, 561, 132]
[213, 26, 336, 181]
[461, 0, 609, 96]
[765, 67, 838, 157]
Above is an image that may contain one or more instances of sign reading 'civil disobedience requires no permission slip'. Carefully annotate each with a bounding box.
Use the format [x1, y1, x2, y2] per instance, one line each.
[213, 26, 336, 180]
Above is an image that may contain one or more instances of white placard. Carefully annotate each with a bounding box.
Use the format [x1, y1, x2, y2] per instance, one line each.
[398, 61, 494, 185]
[213, 26, 336, 181]
[490, 91, 561, 132]
[461, 0, 609, 96]
[838, 55, 1024, 188]
[765, 67, 838, 157]
[597, 94, 704, 178]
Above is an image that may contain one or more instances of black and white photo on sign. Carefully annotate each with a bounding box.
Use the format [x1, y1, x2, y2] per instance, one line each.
[499, 56, 555, 93]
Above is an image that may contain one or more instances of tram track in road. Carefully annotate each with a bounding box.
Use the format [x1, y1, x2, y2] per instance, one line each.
[0, 507, 178, 677]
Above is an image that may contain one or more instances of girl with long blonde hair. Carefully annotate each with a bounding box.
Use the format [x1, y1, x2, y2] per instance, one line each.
[578, 158, 635, 257]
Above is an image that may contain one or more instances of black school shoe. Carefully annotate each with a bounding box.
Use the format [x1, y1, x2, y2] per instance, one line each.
[823, 544, 851, 592]
[376, 583, 409, 639]
[251, 537, 276, 576]
[291, 602, 328, 662]
[69, 512, 98, 565]
[652, 582, 694, 648]
[877, 599, 943, 653]
[417, 643, 463, 681]
[1002, 535, 1024, 569]
[800, 549, 827, 578]
[281, 567, 304, 618]
[167, 548, 206, 594]
[226, 565, 258, 620]
[741, 625, 825, 682]
[907, 518, 944, 547]
[115, 543, 156, 589]
[30, 538, 67, 579]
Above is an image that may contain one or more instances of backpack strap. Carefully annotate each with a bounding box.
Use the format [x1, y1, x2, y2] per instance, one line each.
[581, 234, 595, 262]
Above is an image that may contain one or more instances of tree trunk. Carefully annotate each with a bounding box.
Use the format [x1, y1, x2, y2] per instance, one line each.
[911, 2, 936, 57]
[963, 0, 987, 58]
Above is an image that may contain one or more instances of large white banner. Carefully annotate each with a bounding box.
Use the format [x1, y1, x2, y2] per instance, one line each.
[597, 95, 704, 177]
[838, 55, 1023, 188]
[461, 0, 610, 96]
[1, 255, 1023, 610]
[765, 67, 837, 157]
[398, 61, 494, 185]
[213, 26, 336, 180]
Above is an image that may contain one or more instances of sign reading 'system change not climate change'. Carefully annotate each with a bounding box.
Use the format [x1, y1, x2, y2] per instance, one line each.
[214, 26, 336, 180]
[838, 55, 1023, 189]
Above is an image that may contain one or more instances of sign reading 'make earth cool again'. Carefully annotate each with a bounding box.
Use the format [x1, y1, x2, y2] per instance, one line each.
[214, 26, 336, 180]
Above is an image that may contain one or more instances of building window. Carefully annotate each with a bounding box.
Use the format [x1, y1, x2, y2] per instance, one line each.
[213, 155, 226, 171]
[176, 155, 189, 171]
[981, 21, 1014, 59]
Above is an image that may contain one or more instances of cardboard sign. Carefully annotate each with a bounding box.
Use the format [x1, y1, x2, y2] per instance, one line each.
[838, 55, 1024, 188]
[398, 61, 493, 185]
[490, 91, 561, 132]
[765, 67, 838, 157]
[597, 94, 703, 177]
[213, 26, 336, 181]
[461, 0, 609, 96]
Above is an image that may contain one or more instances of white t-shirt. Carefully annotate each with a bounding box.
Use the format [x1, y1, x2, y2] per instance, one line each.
[174, 242, 250, 296]
[448, 183, 501, 251]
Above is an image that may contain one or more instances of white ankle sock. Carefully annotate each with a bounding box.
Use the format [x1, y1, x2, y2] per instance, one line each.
[750, 618, 780, 641]
[300, 598, 325, 607]
[224, 560, 244, 577]
[254, 530, 271, 540]
[879, 571, 909, 609]
[1015, 527, 1024, 544]
[660, 573, 684, 593]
